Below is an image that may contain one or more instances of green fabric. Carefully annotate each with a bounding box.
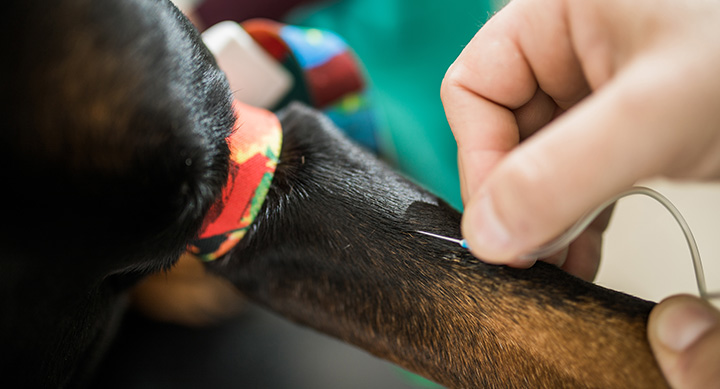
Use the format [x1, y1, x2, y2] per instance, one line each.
[287, 0, 497, 210]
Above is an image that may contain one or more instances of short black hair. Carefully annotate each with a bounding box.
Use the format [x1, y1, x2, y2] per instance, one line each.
[1, 0, 234, 268]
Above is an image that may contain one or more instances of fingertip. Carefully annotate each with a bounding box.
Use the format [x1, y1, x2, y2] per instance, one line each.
[559, 230, 602, 281]
[462, 200, 541, 272]
[650, 295, 718, 352]
[649, 295, 720, 388]
[462, 192, 516, 262]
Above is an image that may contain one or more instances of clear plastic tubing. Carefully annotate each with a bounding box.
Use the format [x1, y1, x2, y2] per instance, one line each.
[521, 186, 714, 300]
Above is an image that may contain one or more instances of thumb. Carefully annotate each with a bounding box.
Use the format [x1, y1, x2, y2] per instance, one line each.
[648, 295, 720, 389]
[461, 58, 692, 265]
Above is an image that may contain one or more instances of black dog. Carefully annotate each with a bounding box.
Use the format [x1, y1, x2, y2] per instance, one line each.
[1, 0, 668, 387]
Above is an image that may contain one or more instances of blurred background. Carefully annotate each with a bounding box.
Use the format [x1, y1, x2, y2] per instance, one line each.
[89, 0, 720, 387]
[598, 179, 720, 307]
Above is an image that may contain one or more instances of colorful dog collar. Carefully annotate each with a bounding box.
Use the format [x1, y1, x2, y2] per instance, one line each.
[188, 100, 282, 261]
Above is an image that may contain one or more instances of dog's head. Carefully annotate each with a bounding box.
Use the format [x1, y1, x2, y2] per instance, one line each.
[1, 0, 235, 385]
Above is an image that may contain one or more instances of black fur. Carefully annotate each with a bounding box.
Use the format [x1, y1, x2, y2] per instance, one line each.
[1, 0, 233, 386]
[0, 0, 668, 387]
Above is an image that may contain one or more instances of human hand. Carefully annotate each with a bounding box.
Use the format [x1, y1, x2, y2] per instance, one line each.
[649, 295, 720, 388]
[441, 0, 720, 280]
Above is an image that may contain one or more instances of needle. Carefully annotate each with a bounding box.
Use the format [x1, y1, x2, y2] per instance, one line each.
[419, 187, 713, 301]
[416, 230, 469, 249]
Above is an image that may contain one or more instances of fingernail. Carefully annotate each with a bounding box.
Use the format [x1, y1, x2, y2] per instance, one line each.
[466, 193, 512, 256]
[655, 298, 718, 352]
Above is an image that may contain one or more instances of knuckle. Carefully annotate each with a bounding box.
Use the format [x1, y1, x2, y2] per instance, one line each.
[440, 63, 462, 103]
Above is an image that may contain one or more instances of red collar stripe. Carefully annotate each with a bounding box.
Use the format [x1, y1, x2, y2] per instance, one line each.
[188, 101, 282, 261]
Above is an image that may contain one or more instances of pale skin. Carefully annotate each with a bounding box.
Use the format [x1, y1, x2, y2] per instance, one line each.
[441, 0, 720, 387]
